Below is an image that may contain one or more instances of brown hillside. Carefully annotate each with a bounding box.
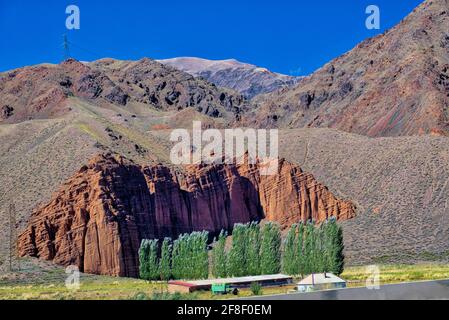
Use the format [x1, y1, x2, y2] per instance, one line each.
[278, 128, 449, 264]
[244, 0, 449, 137]
[0, 58, 247, 124]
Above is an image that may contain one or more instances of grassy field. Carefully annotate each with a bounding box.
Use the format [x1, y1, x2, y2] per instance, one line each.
[1, 259, 449, 300]
[0, 259, 165, 300]
[342, 264, 449, 285]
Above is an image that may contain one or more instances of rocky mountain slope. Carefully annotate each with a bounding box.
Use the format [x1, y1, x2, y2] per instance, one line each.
[244, 0, 449, 137]
[0, 58, 247, 124]
[0, 56, 251, 268]
[2, 0, 449, 273]
[18, 153, 354, 277]
[158, 57, 302, 99]
[277, 128, 449, 264]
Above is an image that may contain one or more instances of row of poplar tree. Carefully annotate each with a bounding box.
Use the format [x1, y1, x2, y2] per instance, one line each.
[139, 231, 209, 281]
[138, 219, 344, 281]
[281, 218, 344, 276]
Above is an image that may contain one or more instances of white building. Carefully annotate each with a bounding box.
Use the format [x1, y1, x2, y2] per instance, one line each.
[297, 273, 346, 292]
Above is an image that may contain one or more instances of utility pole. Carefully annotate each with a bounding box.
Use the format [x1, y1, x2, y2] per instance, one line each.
[8, 202, 19, 272]
[63, 34, 71, 60]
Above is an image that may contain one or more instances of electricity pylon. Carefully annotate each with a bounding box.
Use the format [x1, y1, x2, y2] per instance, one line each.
[8, 202, 19, 272]
[63, 34, 71, 60]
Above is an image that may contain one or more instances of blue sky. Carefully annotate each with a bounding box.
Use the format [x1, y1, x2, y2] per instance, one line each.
[0, 0, 423, 74]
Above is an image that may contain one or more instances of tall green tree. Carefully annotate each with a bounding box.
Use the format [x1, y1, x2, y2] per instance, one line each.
[321, 219, 333, 272]
[228, 224, 249, 277]
[159, 238, 172, 281]
[139, 239, 149, 280]
[246, 222, 261, 276]
[260, 222, 281, 274]
[296, 222, 306, 276]
[171, 231, 209, 280]
[282, 224, 297, 275]
[302, 221, 315, 275]
[326, 218, 345, 275]
[191, 231, 209, 279]
[315, 223, 327, 273]
[212, 230, 228, 278]
[171, 234, 187, 279]
[138, 239, 159, 280]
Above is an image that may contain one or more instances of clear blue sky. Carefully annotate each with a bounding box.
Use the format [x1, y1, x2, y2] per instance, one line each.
[0, 0, 423, 75]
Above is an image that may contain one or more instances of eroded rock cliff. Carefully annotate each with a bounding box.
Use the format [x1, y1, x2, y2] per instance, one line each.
[18, 153, 355, 277]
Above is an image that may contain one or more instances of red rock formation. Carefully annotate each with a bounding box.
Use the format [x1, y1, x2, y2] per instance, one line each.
[237, 159, 355, 227]
[18, 153, 355, 277]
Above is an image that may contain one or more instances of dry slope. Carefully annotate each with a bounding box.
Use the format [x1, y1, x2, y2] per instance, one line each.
[245, 0, 449, 137]
[279, 128, 449, 264]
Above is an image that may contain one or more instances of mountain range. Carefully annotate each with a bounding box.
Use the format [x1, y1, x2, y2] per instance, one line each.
[158, 57, 302, 99]
[244, 0, 449, 137]
[1, 0, 449, 275]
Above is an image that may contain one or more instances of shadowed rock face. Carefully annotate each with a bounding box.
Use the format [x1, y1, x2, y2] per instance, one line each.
[18, 153, 355, 277]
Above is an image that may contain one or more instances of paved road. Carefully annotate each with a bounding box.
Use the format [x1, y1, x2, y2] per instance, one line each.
[246, 279, 449, 300]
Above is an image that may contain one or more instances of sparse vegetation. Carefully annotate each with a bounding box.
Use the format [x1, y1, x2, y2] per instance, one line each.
[150, 292, 198, 300]
[131, 291, 198, 300]
[279, 128, 449, 266]
[250, 282, 262, 296]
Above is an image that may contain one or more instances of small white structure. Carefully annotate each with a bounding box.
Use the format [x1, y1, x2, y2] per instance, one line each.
[297, 273, 346, 292]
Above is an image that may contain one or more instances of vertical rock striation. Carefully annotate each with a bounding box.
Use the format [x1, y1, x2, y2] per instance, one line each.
[18, 153, 355, 277]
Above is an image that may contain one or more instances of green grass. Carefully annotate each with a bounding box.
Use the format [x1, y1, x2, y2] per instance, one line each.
[342, 264, 449, 285]
[0, 259, 172, 300]
[0, 278, 164, 300]
[2, 260, 449, 300]
[75, 122, 105, 143]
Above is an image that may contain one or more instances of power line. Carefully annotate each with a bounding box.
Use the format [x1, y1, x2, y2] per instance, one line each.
[62, 34, 106, 61]
[68, 41, 105, 58]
